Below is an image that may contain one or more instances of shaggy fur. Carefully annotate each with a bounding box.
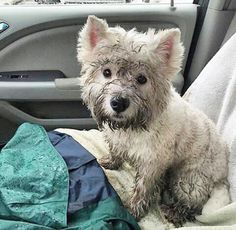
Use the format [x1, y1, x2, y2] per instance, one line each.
[77, 15, 229, 227]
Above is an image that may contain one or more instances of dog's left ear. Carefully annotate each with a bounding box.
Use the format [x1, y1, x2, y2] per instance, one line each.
[77, 15, 109, 63]
[154, 28, 184, 77]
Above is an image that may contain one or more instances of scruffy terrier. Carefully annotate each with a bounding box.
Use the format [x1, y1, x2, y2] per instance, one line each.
[77, 15, 229, 226]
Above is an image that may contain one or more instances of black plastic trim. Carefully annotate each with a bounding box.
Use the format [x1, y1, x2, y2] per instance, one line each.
[182, 0, 210, 94]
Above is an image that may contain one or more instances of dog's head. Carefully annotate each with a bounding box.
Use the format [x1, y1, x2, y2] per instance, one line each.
[77, 15, 184, 130]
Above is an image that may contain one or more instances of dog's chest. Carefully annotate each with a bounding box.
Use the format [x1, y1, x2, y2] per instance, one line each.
[105, 127, 170, 162]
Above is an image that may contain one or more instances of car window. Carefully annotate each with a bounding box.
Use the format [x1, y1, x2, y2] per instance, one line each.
[1, 0, 193, 5]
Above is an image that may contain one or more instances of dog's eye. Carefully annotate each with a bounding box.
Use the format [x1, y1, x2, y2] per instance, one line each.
[136, 74, 147, 85]
[103, 68, 112, 78]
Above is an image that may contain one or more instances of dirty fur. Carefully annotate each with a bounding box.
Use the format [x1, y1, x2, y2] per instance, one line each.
[77, 15, 229, 227]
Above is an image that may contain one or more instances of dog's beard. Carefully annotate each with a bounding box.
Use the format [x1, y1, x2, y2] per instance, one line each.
[93, 101, 151, 131]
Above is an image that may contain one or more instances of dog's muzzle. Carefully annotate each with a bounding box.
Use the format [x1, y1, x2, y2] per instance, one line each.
[110, 96, 130, 113]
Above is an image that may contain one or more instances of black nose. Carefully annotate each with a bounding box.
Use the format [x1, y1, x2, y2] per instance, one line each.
[110, 96, 130, 113]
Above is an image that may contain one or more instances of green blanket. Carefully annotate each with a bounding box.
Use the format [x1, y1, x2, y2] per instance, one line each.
[0, 123, 140, 230]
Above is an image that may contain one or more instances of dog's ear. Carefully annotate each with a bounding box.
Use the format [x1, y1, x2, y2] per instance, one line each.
[155, 28, 183, 60]
[77, 15, 109, 62]
[154, 28, 184, 77]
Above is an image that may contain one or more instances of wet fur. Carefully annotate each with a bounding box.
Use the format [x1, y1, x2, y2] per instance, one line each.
[77, 16, 229, 227]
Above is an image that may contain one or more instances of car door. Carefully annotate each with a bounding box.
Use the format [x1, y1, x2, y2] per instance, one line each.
[0, 0, 198, 145]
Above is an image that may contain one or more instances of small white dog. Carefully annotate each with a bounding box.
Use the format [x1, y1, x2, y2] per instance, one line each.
[77, 15, 229, 226]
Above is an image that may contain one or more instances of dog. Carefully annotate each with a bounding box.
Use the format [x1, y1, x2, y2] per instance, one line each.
[77, 15, 229, 226]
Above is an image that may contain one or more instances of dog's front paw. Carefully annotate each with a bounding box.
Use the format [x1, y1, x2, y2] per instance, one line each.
[129, 192, 149, 220]
[98, 155, 121, 170]
[129, 202, 143, 220]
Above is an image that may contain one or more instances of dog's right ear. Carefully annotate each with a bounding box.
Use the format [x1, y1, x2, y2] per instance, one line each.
[77, 15, 109, 63]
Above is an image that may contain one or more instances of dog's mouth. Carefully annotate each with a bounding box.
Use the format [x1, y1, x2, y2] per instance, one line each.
[98, 112, 149, 131]
[112, 113, 125, 120]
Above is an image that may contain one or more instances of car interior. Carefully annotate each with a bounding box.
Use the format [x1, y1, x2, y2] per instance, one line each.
[0, 0, 236, 229]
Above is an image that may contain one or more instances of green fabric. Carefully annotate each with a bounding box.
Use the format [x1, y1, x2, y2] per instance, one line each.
[67, 196, 140, 230]
[0, 123, 69, 229]
[0, 220, 54, 230]
[0, 123, 140, 230]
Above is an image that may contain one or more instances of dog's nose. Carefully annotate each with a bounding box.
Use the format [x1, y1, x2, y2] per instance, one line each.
[110, 96, 130, 113]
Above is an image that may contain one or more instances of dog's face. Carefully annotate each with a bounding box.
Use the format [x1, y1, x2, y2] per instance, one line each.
[77, 16, 184, 130]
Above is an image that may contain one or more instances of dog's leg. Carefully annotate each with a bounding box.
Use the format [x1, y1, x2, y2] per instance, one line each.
[161, 167, 214, 227]
[129, 162, 166, 220]
[99, 153, 124, 170]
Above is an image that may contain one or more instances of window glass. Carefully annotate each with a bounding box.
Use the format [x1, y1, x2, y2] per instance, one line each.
[1, 0, 193, 5]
